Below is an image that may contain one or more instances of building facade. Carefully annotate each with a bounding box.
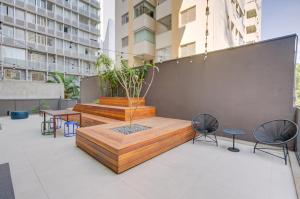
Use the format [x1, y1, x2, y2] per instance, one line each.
[0, 0, 101, 81]
[115, 0, 261, 66]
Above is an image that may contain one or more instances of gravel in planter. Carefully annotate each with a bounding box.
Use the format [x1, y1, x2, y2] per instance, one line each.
[111, 124, 151, 135]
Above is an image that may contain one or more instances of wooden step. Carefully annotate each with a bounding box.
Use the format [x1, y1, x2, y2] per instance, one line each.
[99, 97, 145, 107]
[73, 103, 156, 121]
[61, 113, 119, 127]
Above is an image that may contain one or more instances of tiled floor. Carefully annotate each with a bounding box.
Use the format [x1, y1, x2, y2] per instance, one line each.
[0, 115, 297, 199]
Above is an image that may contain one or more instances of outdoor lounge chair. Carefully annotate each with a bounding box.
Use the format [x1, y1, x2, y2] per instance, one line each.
[253, 120, 298, 165]
[192, 113, 219, 146]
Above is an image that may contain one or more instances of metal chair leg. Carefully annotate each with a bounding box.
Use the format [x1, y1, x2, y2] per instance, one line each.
[214, 133, 218, 147]
[253, 142, 259, 153]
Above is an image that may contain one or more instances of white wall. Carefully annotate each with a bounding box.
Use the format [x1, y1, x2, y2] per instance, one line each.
[0, 81, 64, 99]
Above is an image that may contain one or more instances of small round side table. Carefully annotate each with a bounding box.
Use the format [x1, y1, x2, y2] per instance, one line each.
[223, 128, 244, 152]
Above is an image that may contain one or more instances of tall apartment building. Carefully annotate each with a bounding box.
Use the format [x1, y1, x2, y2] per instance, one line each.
[0, 0, 101, 81]
[115, 0, 261, 66]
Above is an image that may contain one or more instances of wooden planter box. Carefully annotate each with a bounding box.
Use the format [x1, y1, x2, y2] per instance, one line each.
[99, 97, 145, 107]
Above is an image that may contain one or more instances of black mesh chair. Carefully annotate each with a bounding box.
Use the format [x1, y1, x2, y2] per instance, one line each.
[253, 120, 298, 165]
[192, 114, 219, 146]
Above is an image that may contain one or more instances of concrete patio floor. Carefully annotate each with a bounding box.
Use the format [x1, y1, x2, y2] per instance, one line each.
[0, 115, 297, 199]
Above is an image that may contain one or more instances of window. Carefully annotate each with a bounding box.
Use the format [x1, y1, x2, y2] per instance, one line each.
[79, 15, 89, 25]
[3, 46, 26, 60]
[78, 30, 89, 38]
[47, 19, 55, 29]
[1, 4, 14, 17]
[31, 72, 45, 81]
[78, 0, 88, 11]
[122, 36, 128, 47]
[247, 9, 257, 19]
[4, 69, 21, 80]
[37, 34, 46, 45]
[180, 42, 195, 57]
[37, 16, 46, 26]
[122, 13, 129, 25]
[37, 0, 46, 9]
[15, 28, 25, 41]
[72, 28, 78, 36]
[27, 31, 36, 43]
[72, 13, 78, 21]
[56, 6, 63, 16]
[47, 37, 55, 47]
[29, 52, 46, 62]
[15, 9, 25, 20]
[90, 6, 97, 15]
[134, 1, 155, 18]
[64, 10, 71, 20]
[181, 6, 196, 26]
[64, 25, 70, 33]
[134, 28, 155, 43]
[246, 25, 257, 34]
[27, 0, 36, 6]
[27, 12, 36, 24]
[47, 1, 54, 11]
[56, 39, 63, 49]
[26, 0, 36, 6]
[56, 22, 63, 32]
[2, 25, 13, 38]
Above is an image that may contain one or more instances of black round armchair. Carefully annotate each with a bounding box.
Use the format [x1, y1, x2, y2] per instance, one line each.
[192, 113, 219, 146]
[253, 119, 298, 164]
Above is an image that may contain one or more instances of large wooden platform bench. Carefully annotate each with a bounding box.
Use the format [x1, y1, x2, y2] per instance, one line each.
[76, 117, 194, 174]
[62, 113, 119, 127]
[73, 103, 156, 121]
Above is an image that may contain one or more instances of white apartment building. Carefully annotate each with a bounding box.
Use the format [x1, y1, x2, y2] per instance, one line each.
[0, 0, 101, 81]
[115, 0, 261, 66]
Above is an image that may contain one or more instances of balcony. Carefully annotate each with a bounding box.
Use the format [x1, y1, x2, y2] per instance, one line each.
[37, 7, 46, 16]
[79, 23, 89, 31]
[90, 41, 100, 48]
[64, 50, 72, 57]
[47, 10, 55, 19]
[64, 18, 71, 25]
[47, 46, 56, 54]
[37, 25, 46, 33]
[133, 40, 155, 59]
[78, 8, 89, 17]
[90, 13, 100, 21]
[14, 39, 26, 48]
[26, 3, 36, 12]
[15, 0, 25, 7]
[133, 14, 156, 32]
[64, 33, 71, 40]
[0, 15, 14, 24]
[1, 36, 14, 46]
[27, 61, 47, 71]
[90, 0, 100, 9]
[55, 14, 64, 22]
[56, 0, 63, 6]
[72, 36, 78, 42]
[27, 22, 36, 31]
[72, 3, 78, 11]
[72, 20, 78, 27]
[55, 31, 64, 38]
[3, 57, 26, 68]
[156, 0, 171, 20]
[37, 44, 46, 52]
[90, 27, 100, 35]
[156, 30, 171, 49]
[15, 18, 25, 27]
[79, 37, 90, 45]
[64, 1, 71, 9]
[48, 63, 56, 72]
[47, 28, 55, 35]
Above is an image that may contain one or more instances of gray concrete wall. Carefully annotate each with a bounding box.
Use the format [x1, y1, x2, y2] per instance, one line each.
[0, 80, 64, 99]
[80, 76, 101, 103]
[146, 35, 297, 144]
[80, 35, 298, 147]
[0, 99, 77, 116]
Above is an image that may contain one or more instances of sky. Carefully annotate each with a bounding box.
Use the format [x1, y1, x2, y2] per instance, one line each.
[262, 0, 300, 63]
